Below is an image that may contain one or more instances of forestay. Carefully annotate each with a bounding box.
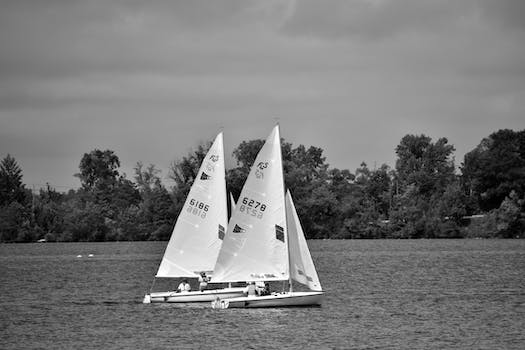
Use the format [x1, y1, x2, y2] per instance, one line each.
[156, 133, 228, 278]
[212, 125, 289, 283]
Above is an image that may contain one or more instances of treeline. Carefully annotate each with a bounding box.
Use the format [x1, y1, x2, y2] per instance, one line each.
[1, 129, 524, 242]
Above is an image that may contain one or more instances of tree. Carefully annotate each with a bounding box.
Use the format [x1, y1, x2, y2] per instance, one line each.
[396, 135, 455, 197]
[395, 135, 456, 197]
[62, 201, 108, 241]
[135, 162, 162, 192]
[356, 163, 392, 219]
[285, 144, 329, 195]
[32, 184, 65, 240]
[134, 162, 175, 240]
[0, 154, 31, 242]
[463, 191, 525, 239]
[0, 202, 30, 242]
[298, 184, 340, 239]
[461, 129, 525, 211]
[0, 154, 27, 206]
[390, 134, 458, 238]
[76, 149, 120, 190]
[335, 163, 394, 239]
[110, 176, 141, 210]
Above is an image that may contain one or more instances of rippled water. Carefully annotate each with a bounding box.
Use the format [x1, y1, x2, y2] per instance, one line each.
[1, 240, 524, 349]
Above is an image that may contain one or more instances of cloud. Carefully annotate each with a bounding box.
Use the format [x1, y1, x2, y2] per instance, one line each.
[0, 0, 295, 79]
[480, 0, 525, 31]
[280, 0, 475, 40]
[0, 0, 523, 190]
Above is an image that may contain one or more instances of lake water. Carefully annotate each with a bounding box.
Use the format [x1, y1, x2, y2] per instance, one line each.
[1, 240, 524, 349]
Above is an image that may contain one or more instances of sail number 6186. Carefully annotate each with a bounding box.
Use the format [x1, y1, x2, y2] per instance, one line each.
[187, 198, 209, 219]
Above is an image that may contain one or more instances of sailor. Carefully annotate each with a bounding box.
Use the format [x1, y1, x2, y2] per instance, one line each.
[255, 281, 265, 295]
[243, 281, 258, 297]
[260, 282, 271, 296]
[198, 272, 209, 292]
[177, 279, 191, 293]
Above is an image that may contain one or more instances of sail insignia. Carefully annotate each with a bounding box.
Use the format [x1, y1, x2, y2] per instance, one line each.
[275, 224, 285, 242]
[233, 224, 245, 233]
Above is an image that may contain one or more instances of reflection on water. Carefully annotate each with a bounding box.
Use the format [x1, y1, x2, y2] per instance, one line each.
[1, 240, 524, 349]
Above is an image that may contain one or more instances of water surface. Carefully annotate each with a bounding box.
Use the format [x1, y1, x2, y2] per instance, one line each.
[1, 240, 524, 349]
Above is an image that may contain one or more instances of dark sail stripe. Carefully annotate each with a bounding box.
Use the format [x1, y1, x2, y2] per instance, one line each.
[275, 225, 284, 242]
[218, 224, 225, 240]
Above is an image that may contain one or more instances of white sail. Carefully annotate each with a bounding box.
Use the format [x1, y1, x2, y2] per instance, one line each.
[286, 190, 322, 291]
[156, 132, 228, 278]
[212, 125, 288, 283]
[230, 192, 236, 213]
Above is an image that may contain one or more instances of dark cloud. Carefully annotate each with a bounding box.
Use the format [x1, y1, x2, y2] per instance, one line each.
[0, 0, 523, 189]
[480, 0, 525, 30]
[0, 0, 257, 80]
[280, 0, 474, 40]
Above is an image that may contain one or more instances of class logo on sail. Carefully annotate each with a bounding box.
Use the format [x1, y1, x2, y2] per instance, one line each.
[255, 161, 269, 179]
[233, 224, 245, 233]
[205, 155, 219, 173]
[200, 172, 212, 180]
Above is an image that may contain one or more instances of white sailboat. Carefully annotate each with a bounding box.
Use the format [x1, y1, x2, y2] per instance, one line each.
[211, 125, 323, 308]
[143, 132, 244, 303]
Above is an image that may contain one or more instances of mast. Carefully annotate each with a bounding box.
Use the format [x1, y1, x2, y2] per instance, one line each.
[276, 123, 293, 293]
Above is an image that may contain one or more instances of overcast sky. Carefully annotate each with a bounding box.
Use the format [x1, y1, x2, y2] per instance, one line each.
[1, 0, 524, 191]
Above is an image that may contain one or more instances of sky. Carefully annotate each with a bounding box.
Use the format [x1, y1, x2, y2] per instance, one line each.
[1, 0, 524, 191]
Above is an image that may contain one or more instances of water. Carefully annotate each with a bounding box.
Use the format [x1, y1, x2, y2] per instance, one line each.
[1, 240, 524, 349]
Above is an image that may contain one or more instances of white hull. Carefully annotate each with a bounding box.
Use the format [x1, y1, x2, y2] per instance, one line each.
[145, 287, 245, 303]
[212, 291, 323, 309]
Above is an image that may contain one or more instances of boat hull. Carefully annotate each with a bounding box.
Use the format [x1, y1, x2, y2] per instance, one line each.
[145, 287, 245, 303]
[213, 291, 324, 308]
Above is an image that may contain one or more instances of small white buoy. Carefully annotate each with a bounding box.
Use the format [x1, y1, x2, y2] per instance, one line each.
[77, 255, 82, 258]
[88, 254, 94, 257]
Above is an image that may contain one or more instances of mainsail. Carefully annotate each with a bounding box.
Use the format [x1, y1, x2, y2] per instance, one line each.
[212, 125, 289, 282]
[156, 132, 227, 278]
[286, 190, 323, 291]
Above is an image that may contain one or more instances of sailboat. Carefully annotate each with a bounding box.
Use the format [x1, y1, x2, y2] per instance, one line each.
[210, 125, 323, 308]
[143, 132, 245, 303]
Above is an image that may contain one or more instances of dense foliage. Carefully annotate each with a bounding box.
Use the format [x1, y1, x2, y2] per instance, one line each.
[1, 129, 524, 242]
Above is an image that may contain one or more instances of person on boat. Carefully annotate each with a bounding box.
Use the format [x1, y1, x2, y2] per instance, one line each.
[255, 281, 265, 295]
[198, 272, 209, 292]
[243, 282, 258, 297]
[176, 279, 191, 293]
[259, 282, 271, 296]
